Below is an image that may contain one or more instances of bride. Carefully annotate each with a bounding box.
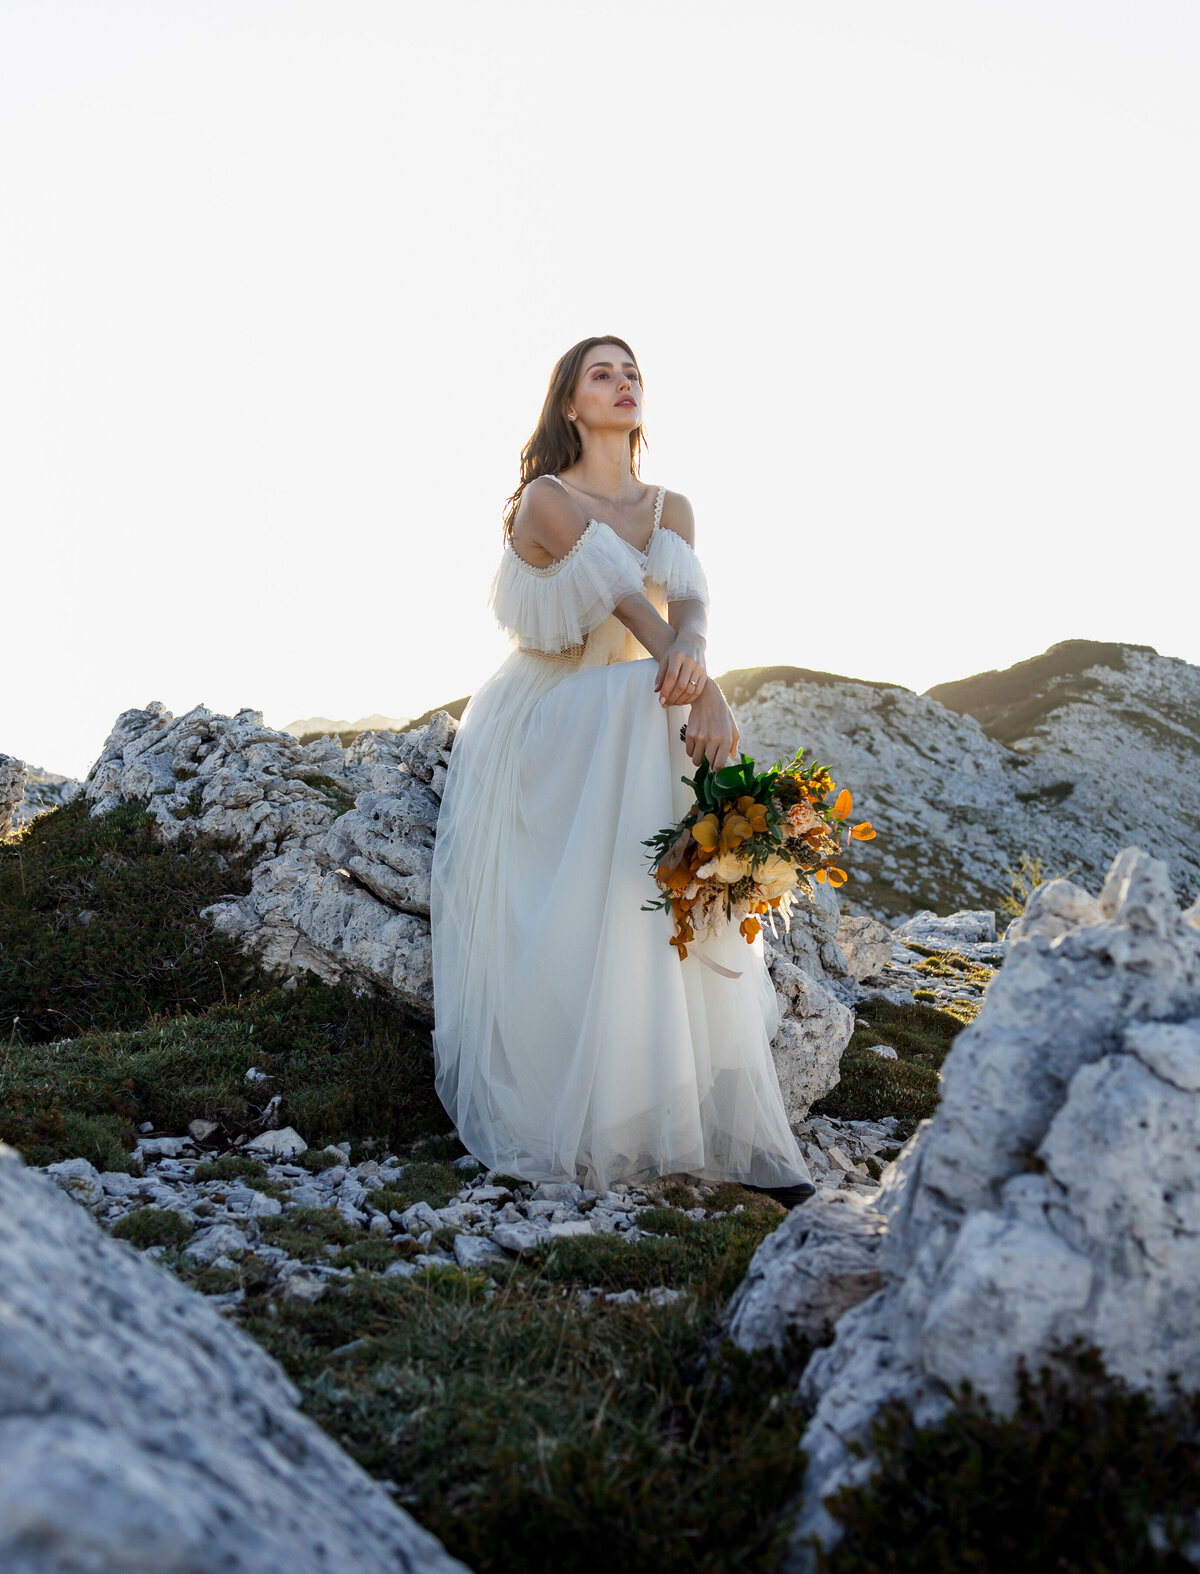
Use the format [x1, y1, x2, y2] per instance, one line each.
[429, 335, 815, 1205]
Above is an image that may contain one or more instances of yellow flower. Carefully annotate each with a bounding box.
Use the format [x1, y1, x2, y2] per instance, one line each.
[736, 795, 769, 834]
[714, 850, 751, 883]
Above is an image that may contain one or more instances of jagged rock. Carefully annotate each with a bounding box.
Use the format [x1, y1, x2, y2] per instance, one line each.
[0, 1144, 464, 1574]
[770, 879, 850, 982]
[892, 909, 997, 948]
[730, 643, 1200, 919]
[726, 1194, 886, 1352]
[778, 847, 1200, 1565]
[1004, 876, 1102, 945]
[0, 753, 26, 838]
[765, 950, 855, 1119]
[836, 915, 892, 981]
[244, 1126, 308, 1159]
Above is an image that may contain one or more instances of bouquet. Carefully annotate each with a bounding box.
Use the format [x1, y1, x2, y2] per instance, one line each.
[642, 745, 876, 960]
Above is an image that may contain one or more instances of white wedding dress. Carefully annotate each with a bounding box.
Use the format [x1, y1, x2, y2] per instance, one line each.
[429, 479, 814, 1193]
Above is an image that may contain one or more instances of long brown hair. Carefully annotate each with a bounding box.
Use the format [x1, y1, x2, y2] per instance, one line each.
[502, 335, 647, 541]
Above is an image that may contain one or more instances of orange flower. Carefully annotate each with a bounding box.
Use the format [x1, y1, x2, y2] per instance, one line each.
[739, 915, 761, 942]
[826, 867, 848, 887]
[691, 813, 720, 851]
[719, 812, 753, 853]
[736, 795, 769, 834]
[850, 822, 876, 841]
[832, 789, 853, 821]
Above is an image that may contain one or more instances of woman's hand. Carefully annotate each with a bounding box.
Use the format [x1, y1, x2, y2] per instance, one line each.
[680, 683, 739, 771]
[656, 633, 708, 707]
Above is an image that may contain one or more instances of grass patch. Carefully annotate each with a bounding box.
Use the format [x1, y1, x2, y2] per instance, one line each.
[0, 974, 447, 1168]
[192, 1154, 268, 1183]
[819, 1343, 1200, 1572]
[811, 1000, 965, 1136]
[298, 1148, 345, 1173]
[370, 1161, 461, 1213]
[258, 1205, 364, 1261]
[0, 799, 264, 1043]
[111, 1206, 195, 1249]
[244, 1204, 813, 1574]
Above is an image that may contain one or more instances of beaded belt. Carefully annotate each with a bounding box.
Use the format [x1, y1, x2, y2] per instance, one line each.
[519, 631, 589, 663]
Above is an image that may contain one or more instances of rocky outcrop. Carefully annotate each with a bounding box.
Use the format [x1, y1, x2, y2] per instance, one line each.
[765, 949, 854, 1116]
[835, 915, 891, 982]
[79, 702, 850, 1114]
[0, 1143, 465, 1574]
[728, 642, 1200, 919]
[756, 848, 1200, 1564]
[0, 753, 25, 838]
[726, 1193, 886, 1352]
[81, 702, 453, 1021]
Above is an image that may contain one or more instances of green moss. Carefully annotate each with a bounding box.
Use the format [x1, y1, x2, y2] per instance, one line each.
[0, 799, 265, 1044]
[193, 1154, 268, 1182]
[812, 1000, 965, 1136]
[0, 973, 447, 1168]
[244, 1207, 814, 1574]
[370, 1161, 461, 1214]
[819, 1344, 1200, 1572]
[258, 1205, 363, 1261]
[298, 1148, 345, 1173]
[111, 1207, 195, 1249]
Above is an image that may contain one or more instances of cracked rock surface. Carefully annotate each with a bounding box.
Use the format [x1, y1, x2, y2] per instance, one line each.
[749, 848, 1200, 1567]
[0, 1143, 465, 1574]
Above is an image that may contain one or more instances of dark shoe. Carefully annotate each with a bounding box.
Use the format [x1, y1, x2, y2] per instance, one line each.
[745, 1180, 816, 1209]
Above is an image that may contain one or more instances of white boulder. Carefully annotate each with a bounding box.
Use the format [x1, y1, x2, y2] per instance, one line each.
[0, 1144, 464, 1574]
[748, 847, 1200, 1563]
[765, 949, 855, 1121]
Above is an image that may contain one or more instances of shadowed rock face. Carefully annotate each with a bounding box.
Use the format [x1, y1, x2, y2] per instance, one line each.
[0, 1144, 466, 1574]
[727, 642, 1200, 919]
[739, 847, 1200, 1567]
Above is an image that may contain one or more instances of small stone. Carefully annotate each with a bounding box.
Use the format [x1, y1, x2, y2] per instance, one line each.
[547, 1220, 594, 1239]
[368, 1214, 391, 1237]
[395, 1200, 440, 1236]
[466, 1186, 512, 1205]
[530, 1182, 584, 1204]
[138, 1121, 154, 1133]
[493, 1220, 547, 1254]
[451, 1155, 484, 1173]
[868, 1044, 899, 1060]
[188, 1119, 220, 1142]
[244, 1127, 307, 1160]
[452, 1235, 508, 1270]
[281, 1273, 328, 1303]
[184, 1224, 250, 1265]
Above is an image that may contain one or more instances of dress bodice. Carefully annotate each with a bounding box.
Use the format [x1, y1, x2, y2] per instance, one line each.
[488, 479, 711, 666]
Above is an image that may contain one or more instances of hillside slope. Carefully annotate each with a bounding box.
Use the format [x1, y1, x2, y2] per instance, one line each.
[723, 641, 1200, 920]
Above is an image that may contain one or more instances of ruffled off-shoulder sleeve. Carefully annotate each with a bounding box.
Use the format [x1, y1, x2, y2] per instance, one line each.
[643, 526, 710, 606]
[488, 521, 647, 654]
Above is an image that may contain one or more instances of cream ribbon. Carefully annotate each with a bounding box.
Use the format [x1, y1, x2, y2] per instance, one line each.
[690, 947, 743, 979]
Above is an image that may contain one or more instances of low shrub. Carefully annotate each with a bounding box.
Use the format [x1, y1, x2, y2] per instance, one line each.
[0, 975, 448, 1167]
[111, 1207, 195, 1249]
[818, 1344, 1200, 1572]
[0, 800, 264, 1042]
[812, 1000, 965, 1136]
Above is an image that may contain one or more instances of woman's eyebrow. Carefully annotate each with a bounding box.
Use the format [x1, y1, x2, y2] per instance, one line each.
[585, 360, 638, 372]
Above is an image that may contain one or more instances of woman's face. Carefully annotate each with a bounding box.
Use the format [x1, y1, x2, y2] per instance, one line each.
[568, 343, 642, 433]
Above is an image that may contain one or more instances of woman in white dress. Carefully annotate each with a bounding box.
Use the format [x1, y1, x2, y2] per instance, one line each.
[429, 335, 815, 1204]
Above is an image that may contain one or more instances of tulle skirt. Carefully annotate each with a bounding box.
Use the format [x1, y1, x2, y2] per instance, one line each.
[429, 646, 812, 1192]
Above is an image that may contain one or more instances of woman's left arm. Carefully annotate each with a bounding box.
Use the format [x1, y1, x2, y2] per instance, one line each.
[654, 492, 710, 707]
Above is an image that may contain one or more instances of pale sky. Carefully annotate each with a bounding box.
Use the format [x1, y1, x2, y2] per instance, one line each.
[3, 0, 1198, 780]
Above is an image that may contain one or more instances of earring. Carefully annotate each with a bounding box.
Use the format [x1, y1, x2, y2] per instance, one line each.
[567, 413, 576, 421]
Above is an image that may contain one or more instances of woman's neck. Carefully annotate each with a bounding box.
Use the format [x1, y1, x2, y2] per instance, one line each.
[568, 433, 642, 503]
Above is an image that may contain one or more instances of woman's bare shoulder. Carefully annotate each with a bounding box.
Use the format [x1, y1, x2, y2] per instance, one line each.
[512, 477, 591, 564]
[659, 489, 696, 547]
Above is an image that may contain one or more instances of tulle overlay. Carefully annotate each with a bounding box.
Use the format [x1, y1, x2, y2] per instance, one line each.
[430, 518, 811, 1192]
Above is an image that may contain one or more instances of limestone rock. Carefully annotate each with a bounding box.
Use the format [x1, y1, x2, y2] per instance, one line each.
[0, 754, 27, 838]
[726, 1194, 886, 1352]
[0, 1144, 465, 1574]
[782, 847, 1200, 1563]
[731, 644, 1200, 919]
[244, 1126, 308, 1160]
[765, 949, 855, 1120]
[772, 878, 850, 982]
[836, 915, 892, 981]
[892, 909, 997, 948]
